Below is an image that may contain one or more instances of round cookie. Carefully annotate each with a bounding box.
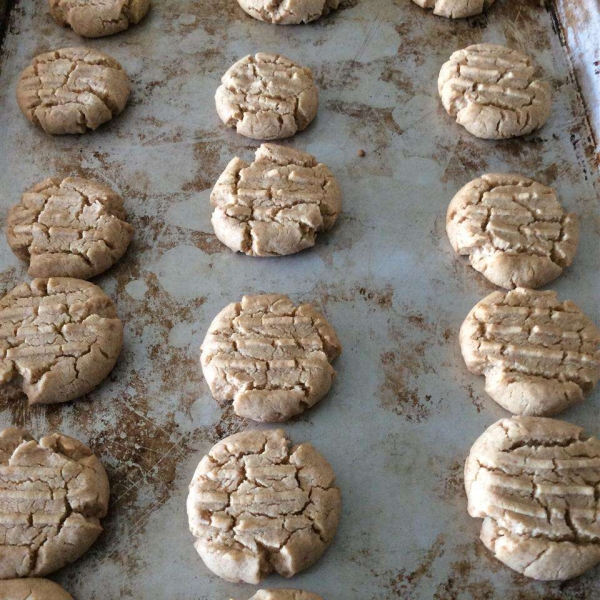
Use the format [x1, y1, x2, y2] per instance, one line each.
[200, 294, 342, 422]
[0, 278, 123, 405]
[447, 174, 579, 289]
[465, 416, 600, 580]
[0, 427, 109, 579]
[1, 579, 74, 600]
[215, 53, 318, 140]
[17, 47, 130, 135]
[211, 144, 341, 256]
[7, 177, 134, 279]
[49, 0, 150, 37]
[411, 0, 495, 18]
[235, 591, 323, 600]
[438, 44, 552, 139]
[460, 288, 600, 416]
[237, 0, 339, 24]
[187, 429, 341, 583]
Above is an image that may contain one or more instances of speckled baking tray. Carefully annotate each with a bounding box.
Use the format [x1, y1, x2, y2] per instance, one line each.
[0, 1, 598, 599]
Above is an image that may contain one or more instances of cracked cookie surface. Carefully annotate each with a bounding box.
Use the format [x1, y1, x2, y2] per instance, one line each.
[236, 590, 323, 600]
[0, 427, 109, 579]
[237, 0, 339, 24]
[411, 0, 495, 18]
[7, 177, 134, 280]
[438, 44, 552, 139]
[49, 0, 150, 37]
[465, 416, 600, 580]
[0, 278, 123, 405]
[211, 144, 341, 257]
[187, 429, 341, 583]
[447, 174, 578, 289]
[200, 294, 341, 422]
[215, 53, 318, 140]
[1, 578, 74, 600]
[17, 47, 130, 135]
[460, 288, 600, 416]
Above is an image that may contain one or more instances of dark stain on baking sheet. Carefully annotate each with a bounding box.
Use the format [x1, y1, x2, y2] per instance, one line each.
[0, 0, 16, 53]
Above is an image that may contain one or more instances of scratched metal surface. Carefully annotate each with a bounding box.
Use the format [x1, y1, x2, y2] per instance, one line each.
[0, 0, 599, 599]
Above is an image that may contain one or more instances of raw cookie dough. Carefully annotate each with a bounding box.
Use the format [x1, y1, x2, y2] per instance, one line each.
[438, 44, 552, 139]
[235, 591, 323, 600]
[215, 53, 318, 140]
[17, 47, 130, 135]
[411, 0, 495, 18]
[49, 0, 150, 37]
[460, 288, 600, 416]
[211, 144, 341, 256]
[7, 177, 134, 280]
[237, 0, 339, 24]
[200, 294, 342, 422]
[187, 429, 341, 583]
[1, 579, 74, 600]
[465, 416, 600, 580]
[446, 174, 579, 289]
[0, 278, 123, 405]
[0, 427, 109, 579]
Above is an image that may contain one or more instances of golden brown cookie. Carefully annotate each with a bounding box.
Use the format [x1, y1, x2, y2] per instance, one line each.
[215, 53, 318, 140]
[17, 47, 130, 135]
[211, 144, 341, 256]
[187, 429, 341, 583]
[200, 294, 341, 422]
[7, 177, 134, 279]
[49, 0, 150, 37]
[0, 428, 109, 579]
[0, 278, 123, 405]
[465, 416, 600, 580]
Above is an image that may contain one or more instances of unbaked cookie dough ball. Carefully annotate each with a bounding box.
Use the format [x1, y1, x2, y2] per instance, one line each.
[412, 0, 495, 18]
[211, 144, 341, 256]
[7, 177, 134, 279]
[200, 293, 342, 422]
[0, 427, 109, 579]
[447, 174, 579, 289]
[215, 53, 318, 140]
[49, 0, 150, 37]
[438, 44, 552, 139]
[1, 578, 74, 600]
[17, 47, 130, 135]
[187, 429, 341, 583]
[237, 0, 339, 24]
[460, 288, 600, 416]
[0, 278, 124, 405]
[465, 416, 600, 580]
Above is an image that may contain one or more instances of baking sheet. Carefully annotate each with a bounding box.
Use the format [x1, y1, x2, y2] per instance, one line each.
[0, 0, 599, 598]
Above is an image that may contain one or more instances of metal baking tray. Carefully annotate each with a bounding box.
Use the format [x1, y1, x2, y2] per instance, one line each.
[0, 0, 598, 598]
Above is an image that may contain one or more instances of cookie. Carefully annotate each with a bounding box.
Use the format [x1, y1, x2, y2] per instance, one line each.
[1, 579, 74, 600]
[211, 144, 341, 256]
[17, 47, 130, 135]
[49, 0, 150, 38]
[438, 44, 552, 139]
[0, 427, 109, 579]
[7, 177, 134, 280]
[237, 0, 339, 24]
[235, 591, 323, 600]
[446, 174, 579, 289]
[465, 416, 600, 580]
[187, 429, 341, 583]
[0, 278, 123, 405]
[411, 0, 494, 18]
[215, 53, 318, 140]
[200, 294, 342, 422]
[460, 288, 600, 416]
